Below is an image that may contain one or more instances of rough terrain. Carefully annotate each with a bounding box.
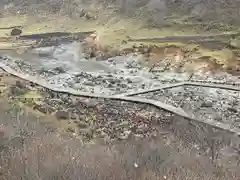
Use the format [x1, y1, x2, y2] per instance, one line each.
[0, 0, 240, 179]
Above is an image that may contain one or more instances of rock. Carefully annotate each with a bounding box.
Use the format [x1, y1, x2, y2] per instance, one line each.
[70, 113, 78, 120]
[115, 87, 121, 92]
[118, 121, 129, 127]
[214, 115, 222, 121]
[55, 110, 69, 120]
[53, 67, 66, 74]
[79, 128, 93, 139]
[110, 79, 118, 85]
[230, 38, 240, 49]
[10, 28, 22, 36]
[107, 83, 114, 88]
[121, 40, 127, 44]
[29, 82, 35, 88]
[126, 78, 133, 83]
[67, 127, 75, 133]
[62, 97, 72, 105]
[84, 100, 98, 108]
[85, 12, 96, 20]
[9, 86, 25, 96]
[143, 48, 149, 53]
[83, 80, 95, 86]
[15, 80, 26, 89]
[227, 107, 238, 113]
[33, 104, 55, 114]
[200, 101, 213, 108]
[79, 10, 86, 17]
[99, 131, 108, 138]
[136, 124, 148, 134]
[76, 121, 88, 129]
[33, 104, 47, 114]
[118, 130, 131, 140]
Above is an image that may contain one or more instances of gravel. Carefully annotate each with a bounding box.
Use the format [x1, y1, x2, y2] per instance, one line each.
[1, 42, 239, 96]
[5, 78, 174, 142]
[2, 69, 240, 143]
[0, 47, 168, 95]
[136, 86, 240, 128]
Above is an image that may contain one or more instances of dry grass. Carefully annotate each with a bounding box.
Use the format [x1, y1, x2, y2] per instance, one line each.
[0, 97, 239, 180]
[0, 130, 239, 180]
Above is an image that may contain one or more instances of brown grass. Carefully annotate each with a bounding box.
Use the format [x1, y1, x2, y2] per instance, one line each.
[1, 130, 239, 180]
[0, 99, 239, 180]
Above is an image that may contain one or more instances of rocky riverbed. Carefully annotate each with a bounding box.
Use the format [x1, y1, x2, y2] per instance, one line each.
[0, 42, 184, 95]
[136, 86, 240, 128]
[0, 40, 239, 96]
